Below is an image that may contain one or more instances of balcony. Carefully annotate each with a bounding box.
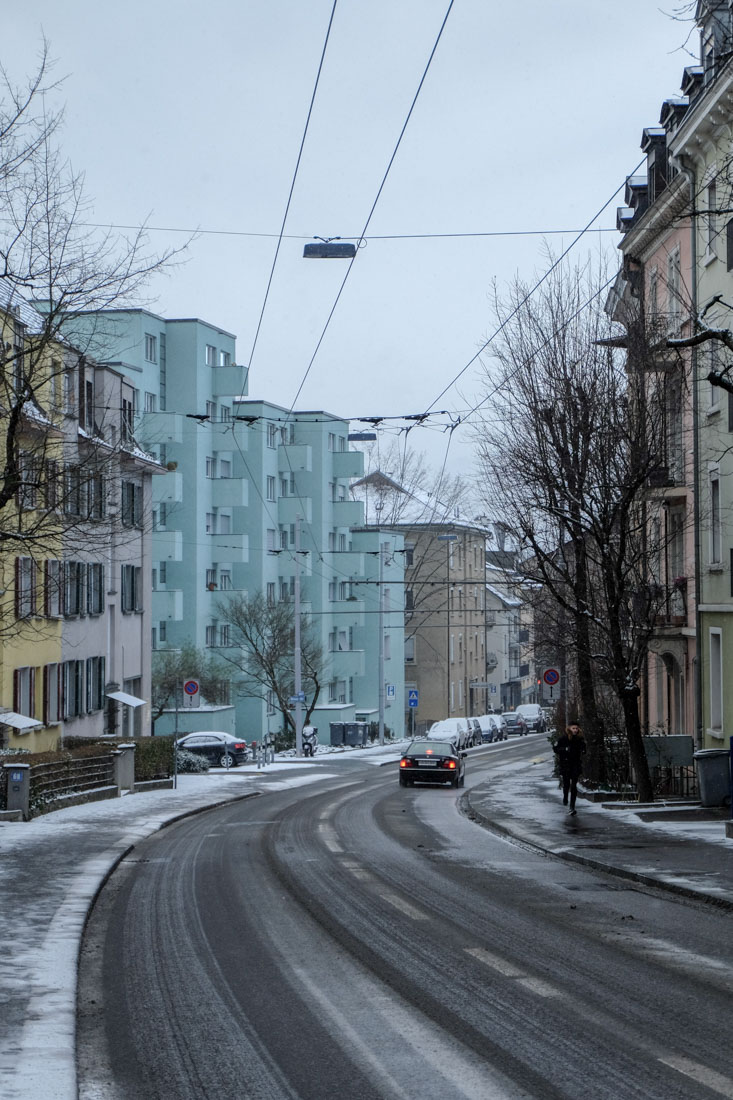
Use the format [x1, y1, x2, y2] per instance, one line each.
[211, 364, 248, 397]
[153, 588, 184, 622]
[155, 471, 182, 504]
[138, 411, 184, 445]
[211, 478, 248, 507]
[330, 499, 364, 526]
[153, 528, 183, 562]
[278, 496, 312, 524]
[209, 532, 248, 555]
[329, 648, 365, 678]
[279, 444, 312, 473]
[331, 450, 364, 479]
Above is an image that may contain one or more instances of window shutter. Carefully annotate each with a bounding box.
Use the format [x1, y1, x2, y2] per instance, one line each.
[29, 668, 36, 718]
[13, 668, 19, 712]
[14, 558, 20, 618]
[86, 658, 92, 713]
[30, 560, 38, 616]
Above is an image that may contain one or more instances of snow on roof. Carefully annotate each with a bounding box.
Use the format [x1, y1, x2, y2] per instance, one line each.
[0, 285, 45, 334]
[485, 582, 522, 607]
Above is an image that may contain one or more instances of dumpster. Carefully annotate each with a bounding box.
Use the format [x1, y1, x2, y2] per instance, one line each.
[329, 722, 344, 747]
[344, 722, 360, 747]
[693, 749, 731, 807]
[356, 721, 368, 746]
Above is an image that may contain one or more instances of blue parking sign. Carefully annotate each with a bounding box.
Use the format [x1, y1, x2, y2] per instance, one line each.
[408, 689, 419, 708]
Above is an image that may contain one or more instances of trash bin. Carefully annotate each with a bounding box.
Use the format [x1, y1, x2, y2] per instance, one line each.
[344, 722, 359, 746]
[329, 722, 344, 747]
[357, 721, 368, 746]
[693, 749, 731, 807]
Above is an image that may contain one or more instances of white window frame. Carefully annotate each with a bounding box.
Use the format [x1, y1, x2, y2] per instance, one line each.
[144, 333, 157, 363]
[709, 628, 723, 730]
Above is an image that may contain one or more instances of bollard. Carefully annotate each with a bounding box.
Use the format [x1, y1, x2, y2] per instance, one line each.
[4, 762, 30, 820]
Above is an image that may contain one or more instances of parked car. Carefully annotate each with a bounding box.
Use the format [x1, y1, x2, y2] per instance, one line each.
[467, 718, 483, 747]
[428, 718, 471, 751]
[399, 739, 466, 788]
[175, 732, 249, 768]
[515, 703, 546, 733]
[501, 711, 529, 736]
[477, 714, 506, 742]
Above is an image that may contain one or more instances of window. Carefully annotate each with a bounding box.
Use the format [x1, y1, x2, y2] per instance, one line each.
[144, 333, 157, 363]
[45, 560, 62, 618]
[121, 394, 134, 443]
[206, 568, 217, 590]
[219, 513, 231, 534]
[667, 249, 682, 334]
[206, 400, 217, 420]
[405, 636, 415, 662]
[62, 660, 84, 719]
[710, 470, 722, 564]
[205, 345, 217, 366]
[328, 433, 336, 451]
[206, 455, 216, 478]
[281, 477, 289, 498]
[64, 561, 86, 617]
[205, 624, 217, 647]
[121, 481, 143, 527]
[450, 634, 455, 663]
[121, 565, 142, 613]
[267, 423, 277, 448]
[144, 391, 157, 413]
[86, 656, 105, 711]
[219, 624, 231, 647]
[267, 529, 277, 552]
[219, 458, 231, 478]
[159, 621, 167, 643]
[159, 562, 167, 584]
[266, 476, 276, 501]
[219, 569, 232, 591]
[280, 527, 288, 549]
[87, 563, 105, 615]
[405, 587, 414, 611]
[13, 666, 35, 718]
[221, 405, 231, 422]
[64, 465, 84, 516]
[18, 452, 39, 510]
[206, 512, 217, 534]
[707, 178, 718, 255]
[405, 544, 414, 567]
[266, 582, 276, 605]
[267, 690, 276, 715]
[44, 663, 61, 724]
[710, 629, 723, 729]
[15, 557, 37, 619]
[219, 349, 231, 367]
[88, 475, 106, 521]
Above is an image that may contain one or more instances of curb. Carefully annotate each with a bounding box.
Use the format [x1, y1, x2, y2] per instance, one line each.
[461, 789, 733, 914]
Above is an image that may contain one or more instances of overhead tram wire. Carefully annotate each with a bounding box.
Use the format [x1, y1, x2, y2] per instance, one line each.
[286, 0, 456, 413]
[237, 0, 339, 405]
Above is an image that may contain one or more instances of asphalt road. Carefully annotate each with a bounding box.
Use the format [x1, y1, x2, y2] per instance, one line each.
[78, 740, 733, 1100]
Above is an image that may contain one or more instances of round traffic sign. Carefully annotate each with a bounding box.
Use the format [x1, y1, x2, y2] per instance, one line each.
[183, 679, 200, 696]
[543, 668, 560, 686]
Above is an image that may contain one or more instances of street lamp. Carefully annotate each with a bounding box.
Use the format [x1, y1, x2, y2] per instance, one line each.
[437, 534, 458, 716]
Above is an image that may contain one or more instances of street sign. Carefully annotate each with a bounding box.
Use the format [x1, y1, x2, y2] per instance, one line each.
[289, 692, 306, 704]
[386, 684, 395, 698]
[182, 679, 200, 709]
[408, 689, 419, 708]
[542, 668, 561, 701]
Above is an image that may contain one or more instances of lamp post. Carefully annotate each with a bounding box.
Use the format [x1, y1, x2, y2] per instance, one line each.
[437, 533, 458, 716]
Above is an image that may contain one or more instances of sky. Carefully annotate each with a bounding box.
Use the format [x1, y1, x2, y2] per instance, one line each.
[4, 1, 697, 495]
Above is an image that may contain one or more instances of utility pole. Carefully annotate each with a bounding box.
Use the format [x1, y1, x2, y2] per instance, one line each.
[378, 539, 386, 746]
[294, 514, 303, 757]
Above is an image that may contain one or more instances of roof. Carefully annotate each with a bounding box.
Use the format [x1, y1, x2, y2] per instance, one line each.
[352, 470, 407, 493]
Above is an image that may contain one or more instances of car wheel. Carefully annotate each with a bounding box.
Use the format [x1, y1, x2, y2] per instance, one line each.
[458, 772, 465, 787]
[220, 752, 236, 768]
[399, 774, 408, 787]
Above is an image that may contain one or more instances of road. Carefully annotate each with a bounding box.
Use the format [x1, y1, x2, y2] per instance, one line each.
[78, 739, 733, 1100]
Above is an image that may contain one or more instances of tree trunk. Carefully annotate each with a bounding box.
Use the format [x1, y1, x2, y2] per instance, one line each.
[623, 688, 653, 801]
[574, 615, 606, 787]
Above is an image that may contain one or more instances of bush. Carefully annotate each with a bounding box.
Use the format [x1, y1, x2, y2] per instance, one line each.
[175, 749, 209, 773]
[62, 735, 174, 780]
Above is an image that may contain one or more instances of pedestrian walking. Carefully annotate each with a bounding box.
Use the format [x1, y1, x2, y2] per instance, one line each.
[553, 723, 586, 815]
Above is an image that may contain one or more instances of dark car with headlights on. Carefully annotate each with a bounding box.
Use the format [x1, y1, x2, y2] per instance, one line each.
[175, 732, 249, 768]
[399, 739, 466, 788]
[501, 711, 529, 736]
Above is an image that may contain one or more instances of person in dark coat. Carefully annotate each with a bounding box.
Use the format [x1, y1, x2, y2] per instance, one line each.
[553, 723, 586, 815]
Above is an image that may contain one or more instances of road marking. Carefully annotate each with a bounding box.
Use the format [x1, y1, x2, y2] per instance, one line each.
[379, 893, 428, 920]
[465, 948, 563, 998]
[341, 860, 375, 883]
[659, 1056, 733, 1098]
[317, 822, 343, 852]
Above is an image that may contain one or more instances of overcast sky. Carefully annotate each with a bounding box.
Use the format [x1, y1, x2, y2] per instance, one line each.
[6, 1, 695, 490]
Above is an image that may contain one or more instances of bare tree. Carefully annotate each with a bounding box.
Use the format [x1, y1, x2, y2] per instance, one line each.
[217, 592, 326, 738]
[0, 46, 183, 608]
[150, 645, 230, 734]
[351, 437, 469, 526]
[476, 259, 680, 800]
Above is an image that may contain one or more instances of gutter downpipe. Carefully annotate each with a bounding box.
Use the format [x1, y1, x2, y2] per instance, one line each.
[678, 153, 703, 750]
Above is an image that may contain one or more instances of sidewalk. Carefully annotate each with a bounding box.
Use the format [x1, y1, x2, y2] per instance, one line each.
[465, 745, 733, 910]
[2, 741, 732, 1100]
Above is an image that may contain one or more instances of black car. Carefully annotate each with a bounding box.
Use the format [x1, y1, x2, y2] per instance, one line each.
[399, 739, 466, 788]
[175, 732, 249, 768]
[501, 712, 529, 736]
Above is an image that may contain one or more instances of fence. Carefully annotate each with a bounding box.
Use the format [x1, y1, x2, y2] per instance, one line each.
[29, 753, 116, 813]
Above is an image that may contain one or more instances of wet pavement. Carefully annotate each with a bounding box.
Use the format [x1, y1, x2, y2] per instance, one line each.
[1, 742, 732, 1099]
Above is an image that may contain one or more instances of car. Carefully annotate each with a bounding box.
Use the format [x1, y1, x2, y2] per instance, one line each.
[501, 711, 529, 736]
[175, 732, 249, 768]
[477, 714, 506, 742]
[428, 718, 471, 751]
[467, 718, 483, 747]
[398, 739, 466, 787]
[515, 703, 546, 733]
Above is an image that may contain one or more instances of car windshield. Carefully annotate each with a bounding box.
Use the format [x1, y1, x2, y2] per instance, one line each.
[406, 741, 454, 756]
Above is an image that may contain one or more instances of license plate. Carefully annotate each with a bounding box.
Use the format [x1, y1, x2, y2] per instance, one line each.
[418, 760, 438, 767]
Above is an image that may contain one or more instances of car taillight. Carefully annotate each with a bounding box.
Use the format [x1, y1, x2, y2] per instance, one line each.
[234, 742, 245, 749]
[399, 758, 409, 768]
[442, 759, 456, 769]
